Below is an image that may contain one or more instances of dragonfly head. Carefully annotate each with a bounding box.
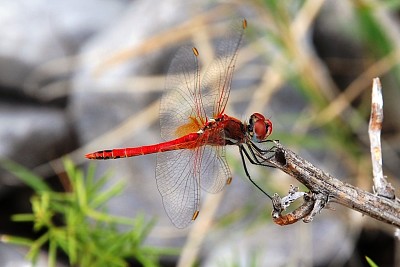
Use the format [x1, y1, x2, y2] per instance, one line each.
[247, 113, 273, 142]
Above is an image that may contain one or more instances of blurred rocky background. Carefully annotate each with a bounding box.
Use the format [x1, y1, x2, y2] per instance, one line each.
[0, 0, 399, 266]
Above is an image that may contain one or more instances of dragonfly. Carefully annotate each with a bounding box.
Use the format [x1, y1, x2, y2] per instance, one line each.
[86, 19, 273, 228]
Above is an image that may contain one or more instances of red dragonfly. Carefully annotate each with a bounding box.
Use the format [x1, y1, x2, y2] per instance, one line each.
[86, 19, 273, 228]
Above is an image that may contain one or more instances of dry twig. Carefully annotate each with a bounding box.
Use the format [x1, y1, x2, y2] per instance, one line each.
[369, 78, 395, 199]
[267, 142, 400, 227]
[267, 78, 400, 228]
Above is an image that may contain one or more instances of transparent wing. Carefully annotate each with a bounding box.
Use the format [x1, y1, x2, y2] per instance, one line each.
[198, 145, 231, 193]
[161, 19, 247, 139]
[157, 19, 245, 228]
[160, 46, 205, 141]
[156, 148, 199, 228]
[201, 19, 247, 118]
[156, 143, 231, 228]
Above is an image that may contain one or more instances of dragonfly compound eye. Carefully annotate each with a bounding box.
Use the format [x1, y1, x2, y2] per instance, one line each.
[249, 113, 273, 142]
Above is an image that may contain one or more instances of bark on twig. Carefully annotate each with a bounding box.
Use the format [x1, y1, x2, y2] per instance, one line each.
[265, 143, 400, 227]
[266, 78, 399, 228]
[271, 187, 314, 225]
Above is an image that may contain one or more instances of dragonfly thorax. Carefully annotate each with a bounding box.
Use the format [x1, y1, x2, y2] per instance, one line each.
[197, 114, 248, 146]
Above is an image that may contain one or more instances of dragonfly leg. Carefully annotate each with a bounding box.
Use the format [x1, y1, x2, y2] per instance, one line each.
[250, 139, 278, 156]
[239, 146, 273, 200]
[245, 142, 276, 168]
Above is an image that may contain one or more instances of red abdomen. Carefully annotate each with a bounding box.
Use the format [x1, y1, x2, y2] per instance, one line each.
[85, 133, 200, 160]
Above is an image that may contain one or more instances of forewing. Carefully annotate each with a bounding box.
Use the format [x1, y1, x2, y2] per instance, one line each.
[161, 46, 204, 141]
[200, 19, 246, 118]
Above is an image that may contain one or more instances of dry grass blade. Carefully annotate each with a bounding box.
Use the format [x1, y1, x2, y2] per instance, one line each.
[368, 78, 395, 198]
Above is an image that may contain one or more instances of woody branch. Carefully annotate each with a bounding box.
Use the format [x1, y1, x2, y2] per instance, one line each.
[267, 78, 400, 228]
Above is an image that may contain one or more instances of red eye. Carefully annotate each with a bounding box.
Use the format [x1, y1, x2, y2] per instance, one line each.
[248, 113, 273, 142]
[265, 119, 273, 138]
[254, 120, 267, 140]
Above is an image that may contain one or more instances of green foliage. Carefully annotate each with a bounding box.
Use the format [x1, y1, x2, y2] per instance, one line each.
[365, 256, 379, 267]
[0, 158, 164, 267]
